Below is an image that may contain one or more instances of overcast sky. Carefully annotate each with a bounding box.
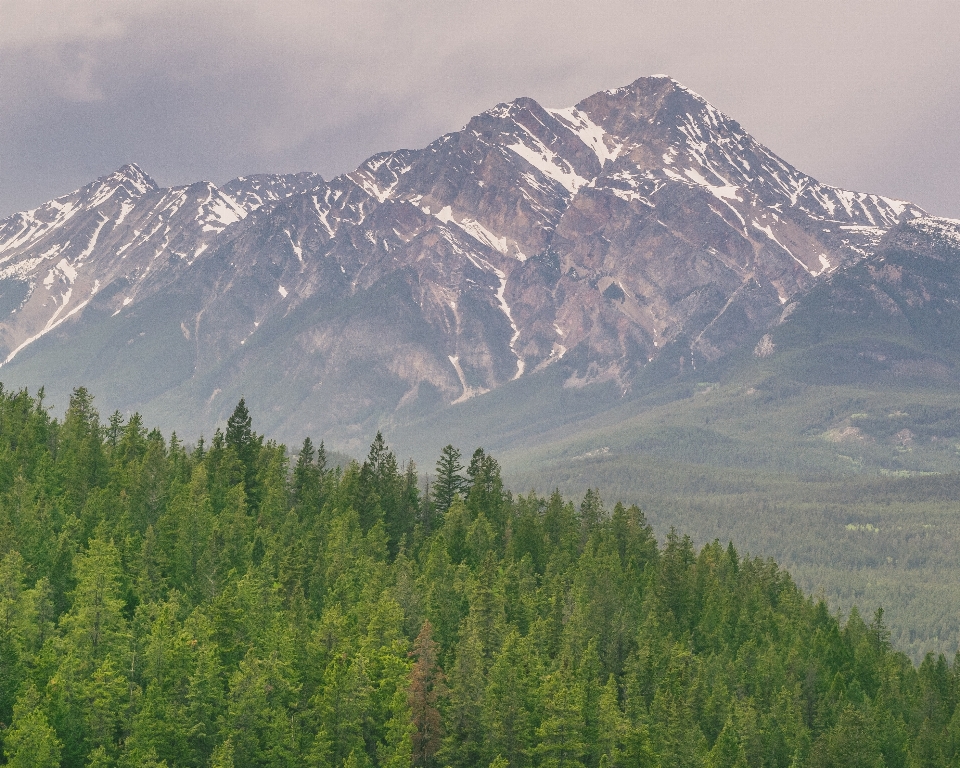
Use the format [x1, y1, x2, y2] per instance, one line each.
[1, 0, 958, 219]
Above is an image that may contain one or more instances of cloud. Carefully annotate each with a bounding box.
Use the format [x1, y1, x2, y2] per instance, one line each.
[0, 0, 958, 218]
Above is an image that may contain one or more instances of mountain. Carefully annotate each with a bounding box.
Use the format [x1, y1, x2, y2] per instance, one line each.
[0, 166, 323, 366]
[387, 212, 960, 472]
[769, 216, 960, 384]
[3, 77, 959, 662]
[0, 75, 940, 450]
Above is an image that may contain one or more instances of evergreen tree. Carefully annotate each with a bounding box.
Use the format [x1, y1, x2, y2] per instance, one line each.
[225, 398, 254, 457]
[432, 445, 468, 516]
[0, 387, 957, 768]
[210, 738, 236, 768]
[358, 432, 411, 552]
[597, 674, 629, 768]
[533, 665, 586, 768]
[441, 622, 486, 768]
[579, 487, 604, 545]
[465, 449, 507, 533]
[50, 538, 132, 764]
[3, 686, 62, 768]
[483, 631, 539, 766]
[57, 386, 107, 516]
[808, 705, 885, 768]
[0, 551, 29, 729]
[409, 620, 447, 768]
[225, 398, 262, 501]
[309, 653, 373, 767]
[293, 437, 321, 510]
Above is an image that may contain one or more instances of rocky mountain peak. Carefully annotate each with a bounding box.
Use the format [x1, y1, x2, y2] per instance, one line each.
[73, 163, 160, 210]
[107, 163, 159, 194]
[0, 76, 938, 448]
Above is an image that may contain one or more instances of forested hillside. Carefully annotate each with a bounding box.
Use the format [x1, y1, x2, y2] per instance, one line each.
[2, 387, 960, 767]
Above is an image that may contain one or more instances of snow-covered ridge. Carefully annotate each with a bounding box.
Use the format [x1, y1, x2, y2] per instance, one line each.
[907, 216, 960, 248]
[221, 172, 325, 214]
[346, 150, 416, 204]
[593, 77, 925, 234]
[0, 164, 334, 366]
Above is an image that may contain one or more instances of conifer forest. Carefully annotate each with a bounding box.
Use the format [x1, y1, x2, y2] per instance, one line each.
[3, 385, 960, 768]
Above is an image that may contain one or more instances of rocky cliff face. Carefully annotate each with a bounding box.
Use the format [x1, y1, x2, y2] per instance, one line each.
[0, 76, 930, 447]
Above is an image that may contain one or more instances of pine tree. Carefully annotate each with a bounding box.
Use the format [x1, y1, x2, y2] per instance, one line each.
[309, 653, 372, 767]
[293, 437, 321, 510]
[225, 398, 262, 501]
[808, 705, 884, 768]
[225, 398, 254, 457]
[58, 386, 107, 516]
[465, 449, 507, 532]
[597, 674, 628, 768]
[210, 738, 236, 768]
[432, 445, 468, 516]
[358, 432, 406, 548]
[409, 620, 447, 767]
[533, 666, 586, 768]
[482, 631, 539, 766]
[397, 460, 421, 552]
[579, 487, 604, 545]
[441, 622, 486, 768]
[0, 551, 28, 730]
[105, 410, 124, 449]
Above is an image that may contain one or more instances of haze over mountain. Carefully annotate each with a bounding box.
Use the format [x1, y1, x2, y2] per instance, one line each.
[0, 75, 952, 454]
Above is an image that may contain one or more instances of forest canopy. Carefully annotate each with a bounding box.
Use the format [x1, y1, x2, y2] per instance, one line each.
[1, 385, 959, 768]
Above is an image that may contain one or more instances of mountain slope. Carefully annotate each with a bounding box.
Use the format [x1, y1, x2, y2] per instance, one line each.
[770, 215, 960, 383]
[0, 76, 929, 448]
[384, 213, 960, 472]
[0, 166, 323, 365]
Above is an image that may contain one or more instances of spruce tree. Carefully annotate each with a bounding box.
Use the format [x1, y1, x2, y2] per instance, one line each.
[432, 445, 467, 516]
[225, 398, 262, 501]
[409, 620, 447, 768]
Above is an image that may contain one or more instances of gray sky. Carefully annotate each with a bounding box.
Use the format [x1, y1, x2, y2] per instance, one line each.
[2, 0, 958, 219]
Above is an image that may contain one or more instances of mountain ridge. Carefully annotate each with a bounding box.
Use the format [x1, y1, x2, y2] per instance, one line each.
[0, 75, 946, 451]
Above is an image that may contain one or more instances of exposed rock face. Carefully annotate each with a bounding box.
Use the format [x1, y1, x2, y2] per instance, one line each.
[0, 165, 322, 365]
[0, 76, 929, 446]
[771, 215, 960, 383]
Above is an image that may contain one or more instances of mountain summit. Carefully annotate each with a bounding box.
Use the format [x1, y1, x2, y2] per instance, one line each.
[0, 76, 947, 449]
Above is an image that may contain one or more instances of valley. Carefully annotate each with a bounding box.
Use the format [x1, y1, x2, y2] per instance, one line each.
[1, 74, 959, 666]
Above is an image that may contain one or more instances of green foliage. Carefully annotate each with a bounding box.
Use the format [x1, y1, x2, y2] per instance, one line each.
[4, 685, 62, 768]
[432, 444, 468, 517]
[0, 385, 958, 766]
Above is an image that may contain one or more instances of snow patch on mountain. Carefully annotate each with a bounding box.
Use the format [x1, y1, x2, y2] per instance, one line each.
[663, 166, 742, 202]
[811, 254, 832, 277]
[286, 230, 303, 263]
[424, 204, 511, 256]
[79, 215, 110, 261]
[202, 194, 245, 233]
[909, 217, 960, 247]
[752, 219, 805, 269]
[549, 107, 622, 165]
[493, 267, 524, 379]
[449, 355, 490, 404]
[507, 134, 588, 194]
